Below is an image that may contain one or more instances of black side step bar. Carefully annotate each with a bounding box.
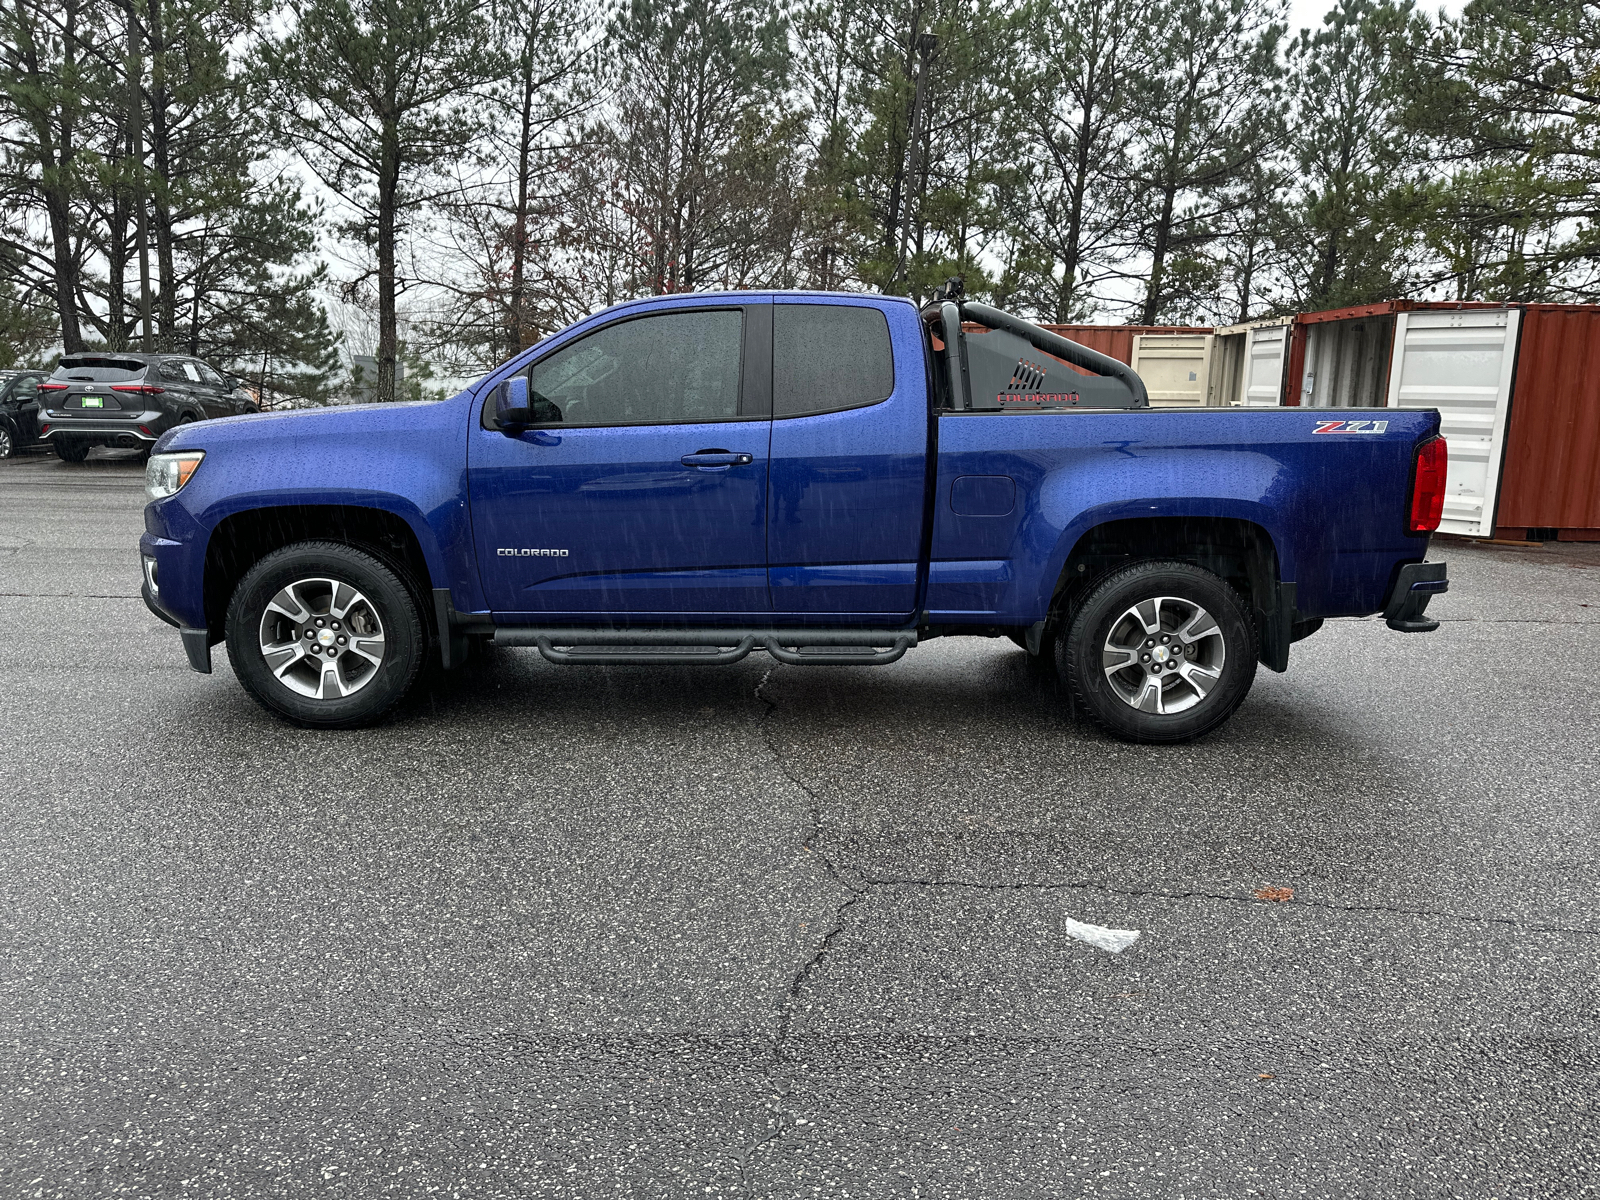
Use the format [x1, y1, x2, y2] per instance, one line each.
[492, 626, 917, 667]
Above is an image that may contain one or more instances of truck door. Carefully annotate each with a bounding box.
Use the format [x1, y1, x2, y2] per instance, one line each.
[469, 303, 773, 614]
[767, 298, 927, 616]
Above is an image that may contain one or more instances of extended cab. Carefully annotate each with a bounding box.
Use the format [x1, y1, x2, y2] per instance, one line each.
[139, 288, 1448, 742]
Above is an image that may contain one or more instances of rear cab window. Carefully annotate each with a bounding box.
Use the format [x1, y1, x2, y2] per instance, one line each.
[773, 304, 894, 417]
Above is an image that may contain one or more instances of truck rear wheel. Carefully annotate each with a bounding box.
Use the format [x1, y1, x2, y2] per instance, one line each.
[225, 540, 425, 729]
[1060, 560, 1257, 743]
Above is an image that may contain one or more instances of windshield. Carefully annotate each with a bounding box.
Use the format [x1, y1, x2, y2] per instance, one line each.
[52, 358, 148, 383]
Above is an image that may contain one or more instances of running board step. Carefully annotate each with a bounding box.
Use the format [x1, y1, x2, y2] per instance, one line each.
[493, 626, 916, 667]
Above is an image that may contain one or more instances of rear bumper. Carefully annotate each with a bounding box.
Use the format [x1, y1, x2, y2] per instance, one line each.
[1383, 561, 1448, 632]
[39, 410, 171, 445]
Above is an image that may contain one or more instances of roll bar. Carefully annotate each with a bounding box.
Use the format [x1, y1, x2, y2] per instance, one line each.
[920, 285, 1150, 409]
[960, 301, 1149, 407]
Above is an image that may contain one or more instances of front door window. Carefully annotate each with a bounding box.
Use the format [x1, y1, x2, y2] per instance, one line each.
[469, 305, 773, 614]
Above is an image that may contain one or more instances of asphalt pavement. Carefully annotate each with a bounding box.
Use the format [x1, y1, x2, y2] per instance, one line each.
[1, 448, 1595, 1198]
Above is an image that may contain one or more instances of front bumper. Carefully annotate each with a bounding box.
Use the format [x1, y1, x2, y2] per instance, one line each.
[1383, 561, 1448, 632]
[141, 547, 212, 673]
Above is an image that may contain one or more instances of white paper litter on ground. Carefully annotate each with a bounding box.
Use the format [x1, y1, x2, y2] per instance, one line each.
[1063, 916, 1141, 953]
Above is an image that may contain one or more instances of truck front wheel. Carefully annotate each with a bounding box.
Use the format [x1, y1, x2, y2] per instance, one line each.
[1060, 560, 1257, 743]
[225, 541, 425, 729]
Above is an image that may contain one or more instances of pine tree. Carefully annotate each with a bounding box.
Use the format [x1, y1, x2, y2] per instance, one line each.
[262, 0, 505, 400]
[1284, 0, 1426, 309]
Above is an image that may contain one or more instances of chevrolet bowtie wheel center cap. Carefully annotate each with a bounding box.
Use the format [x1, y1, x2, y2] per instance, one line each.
[1102, 596, 1228, 716]
[258, 577, 387, 701]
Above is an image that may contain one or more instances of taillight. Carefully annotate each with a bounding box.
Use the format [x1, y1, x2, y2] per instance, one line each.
[39, 382, 67, 391]
[1408, 436, 1447, 533]
[112, 383, 165, 395]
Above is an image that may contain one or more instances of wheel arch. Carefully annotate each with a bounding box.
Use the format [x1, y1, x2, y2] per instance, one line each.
[1046, 514, 1294, 672]
[202, 504, 438, 646]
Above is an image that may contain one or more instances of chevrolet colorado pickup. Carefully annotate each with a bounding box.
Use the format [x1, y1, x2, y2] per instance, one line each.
[139, 286, 1448, 742]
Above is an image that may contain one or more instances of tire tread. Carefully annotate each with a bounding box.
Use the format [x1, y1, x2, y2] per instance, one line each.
[224, 539, 425, 729]
[1063, 559, 1257, 744]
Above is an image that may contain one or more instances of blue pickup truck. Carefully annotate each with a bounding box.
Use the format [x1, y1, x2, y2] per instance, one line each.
[139, 286, 1448, 742]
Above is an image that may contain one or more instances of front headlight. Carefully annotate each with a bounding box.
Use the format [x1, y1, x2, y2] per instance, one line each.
[145, 450, 205, 502]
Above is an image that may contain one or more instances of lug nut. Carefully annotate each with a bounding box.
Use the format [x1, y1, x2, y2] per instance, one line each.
[315, 618, 324, 627]
[304, 630, 315, 640]
[337, 636, 347, 645]
[1141, 654, 1150, 662]
[1161, 634, 1170, 643]
[332, 621, 341, 630]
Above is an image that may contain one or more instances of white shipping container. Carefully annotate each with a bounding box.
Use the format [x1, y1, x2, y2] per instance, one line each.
[1384, 308, 1520, 539]
[1206, 319, 1290, 406]
[1131, 334, 1212, 407]
[1241, 323, 1290, 406]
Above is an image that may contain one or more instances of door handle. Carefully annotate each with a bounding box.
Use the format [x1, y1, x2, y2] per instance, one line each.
[681, 450, 753, 468]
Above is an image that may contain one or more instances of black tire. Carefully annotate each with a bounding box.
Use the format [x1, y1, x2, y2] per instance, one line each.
[1060, 560, 1257, 743]
[225, 540, 425, 729]
[53, 439, 91, 463]
[0, 425, 14, 459]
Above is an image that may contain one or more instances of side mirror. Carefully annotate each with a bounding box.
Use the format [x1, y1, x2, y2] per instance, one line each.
[497, 405, 535, 430]
[489, 376, 560, 435]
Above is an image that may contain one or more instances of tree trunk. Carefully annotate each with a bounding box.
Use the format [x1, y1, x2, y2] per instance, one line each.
[146, 0, 175, 347]
[376, 112, 401, 402]
[508, 43, 535, 357]
[1237, 236, 1255, 324]
[34, 0, 84, 352]
[1140, 182, 1177, 325]
[1056, 108, 1095, 323]
[127, 0, 153, 349]
[107, 191, 129, 350]
[44, 194, 84, 353]
[882, 1, 924, 265]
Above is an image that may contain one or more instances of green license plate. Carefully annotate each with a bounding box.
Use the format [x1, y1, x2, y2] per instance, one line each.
[81, 396, 102, 407]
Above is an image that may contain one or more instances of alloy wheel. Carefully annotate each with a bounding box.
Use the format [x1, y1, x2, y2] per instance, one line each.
[257, 577, 386, 699]
[1101, 595, 1226, 715]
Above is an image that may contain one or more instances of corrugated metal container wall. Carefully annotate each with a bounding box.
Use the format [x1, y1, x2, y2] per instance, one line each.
[1495, 305, 1600, 540]
[1386, 308, 1521, 538]
[1035, 325, 1212, 365]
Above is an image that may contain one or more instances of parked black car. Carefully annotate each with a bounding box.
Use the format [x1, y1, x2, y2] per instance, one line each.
[0, 369, 49, 459]
[37, 352, 259, 462]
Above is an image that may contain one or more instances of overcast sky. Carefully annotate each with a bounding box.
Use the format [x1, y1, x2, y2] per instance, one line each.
[1286, 0, 1466, 38]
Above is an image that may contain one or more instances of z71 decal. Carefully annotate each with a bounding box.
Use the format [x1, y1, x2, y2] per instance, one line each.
[1313, 419, 1389, 434]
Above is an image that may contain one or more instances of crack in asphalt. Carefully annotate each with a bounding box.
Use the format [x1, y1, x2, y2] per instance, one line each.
[735, 667, 1597, 1192]
[734, 666, 867, 1195]
[862, 877, 1600, 937]
[0, 592, 140, 599]
[1435, 617, 1597, 624]
[733, 664, 1600, 1191]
